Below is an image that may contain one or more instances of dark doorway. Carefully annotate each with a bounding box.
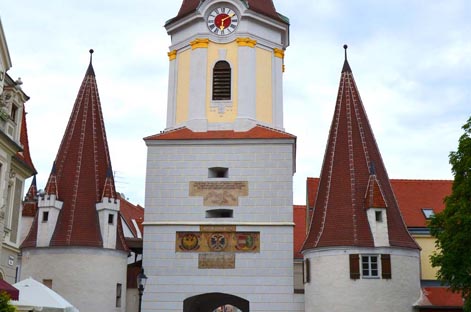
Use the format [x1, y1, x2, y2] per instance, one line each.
[183, 292, 249, 312]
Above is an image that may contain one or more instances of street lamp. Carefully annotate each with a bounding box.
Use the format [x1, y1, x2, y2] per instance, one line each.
[137, 268, 148, 312]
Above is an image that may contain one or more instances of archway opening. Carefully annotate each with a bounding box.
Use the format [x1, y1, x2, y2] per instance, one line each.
[183, 292, 249, 312]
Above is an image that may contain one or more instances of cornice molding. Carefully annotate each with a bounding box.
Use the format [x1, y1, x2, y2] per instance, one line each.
[190, 38, 210, 50]
[236, 37, 257, 48]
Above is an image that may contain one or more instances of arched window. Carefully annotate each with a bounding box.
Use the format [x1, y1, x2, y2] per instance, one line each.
[212, 61, 231, 101]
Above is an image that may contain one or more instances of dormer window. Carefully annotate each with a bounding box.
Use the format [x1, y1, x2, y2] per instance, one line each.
[10, 105, 18, 121]
[212, 61, 231, 100]
[422, 208, 434, 219]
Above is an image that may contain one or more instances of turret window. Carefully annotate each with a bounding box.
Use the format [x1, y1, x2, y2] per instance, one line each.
[350, 254, 392, 279]
[108, 214, 114, 225]
[361, 255, 379, 278]
[212, 61, 231, 100]
[42, 211, 49, 222]
[375, 211, 383, 222]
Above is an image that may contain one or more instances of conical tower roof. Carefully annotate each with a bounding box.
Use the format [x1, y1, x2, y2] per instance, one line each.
[22, 50, 125, 250]
[303, 46, 419, 251]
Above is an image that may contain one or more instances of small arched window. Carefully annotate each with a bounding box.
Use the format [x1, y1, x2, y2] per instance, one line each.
[212, 61, 231, 101]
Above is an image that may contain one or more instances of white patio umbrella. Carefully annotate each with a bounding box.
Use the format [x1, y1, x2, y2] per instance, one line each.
[11, 277, 79, 312]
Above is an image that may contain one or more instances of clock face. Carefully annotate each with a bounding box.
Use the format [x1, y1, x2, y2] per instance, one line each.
[207, 7, 239, 36]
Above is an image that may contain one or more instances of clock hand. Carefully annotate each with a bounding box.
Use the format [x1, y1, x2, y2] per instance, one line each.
[221, 13, 235, 23]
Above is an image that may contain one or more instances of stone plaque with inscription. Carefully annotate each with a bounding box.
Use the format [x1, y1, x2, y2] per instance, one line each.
[199, 253, 235, 269]
[189, 181, 248, 206]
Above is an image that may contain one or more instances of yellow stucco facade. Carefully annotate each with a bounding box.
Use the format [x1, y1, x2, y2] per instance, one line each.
[206, 40, 239, 123]
[175, 48, 190, 125]
[256, 48, 273, 124]
[413, 235, 439, 280]
[172, 38, 277, 126]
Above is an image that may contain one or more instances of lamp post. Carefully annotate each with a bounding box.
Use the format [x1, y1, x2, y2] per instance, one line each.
[137, 268, 148, 312]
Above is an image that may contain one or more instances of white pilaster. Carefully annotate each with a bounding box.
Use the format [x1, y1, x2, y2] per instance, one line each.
[187, 40, 208, 132]
[166, 50, 178, 129]
[235, 39, 257, 131]
[273, 50, 284, 130]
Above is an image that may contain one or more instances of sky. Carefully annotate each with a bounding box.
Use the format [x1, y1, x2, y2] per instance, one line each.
[1, 1, 470, 206]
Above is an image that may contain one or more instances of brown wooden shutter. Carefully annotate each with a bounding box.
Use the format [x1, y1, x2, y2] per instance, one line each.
[381, 254, 392, 279]
[349, 254, 360, 280]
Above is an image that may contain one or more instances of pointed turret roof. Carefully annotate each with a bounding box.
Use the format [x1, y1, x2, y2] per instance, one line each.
[22, 175, 38, 217]
[169, 0, 288, 25]
[22, 50, 125, 250]
[303, 46, 419, 251]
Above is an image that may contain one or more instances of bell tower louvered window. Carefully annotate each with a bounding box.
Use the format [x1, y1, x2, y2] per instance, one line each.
[212, 61, 231, 100]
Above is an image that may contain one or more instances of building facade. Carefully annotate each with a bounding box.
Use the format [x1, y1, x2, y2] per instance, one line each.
[142, 0, 303, 311]
[0, 17, 36, 285]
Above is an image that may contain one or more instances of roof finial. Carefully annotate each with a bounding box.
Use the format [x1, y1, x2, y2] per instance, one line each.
[341, 44, 352, 73]
[89, 49, 94, 64]
[86, 49, 96, 76]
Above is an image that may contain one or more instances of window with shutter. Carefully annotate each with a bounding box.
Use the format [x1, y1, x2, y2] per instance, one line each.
[212, 61, 231, 100]
[349, 254, 360, 280]
[381, 254, 392, 279]
[361, 255, 379, 278]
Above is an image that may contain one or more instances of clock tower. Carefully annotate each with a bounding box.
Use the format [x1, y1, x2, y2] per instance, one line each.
[143, 1, 301, 311]
[164, 0, 289, 132]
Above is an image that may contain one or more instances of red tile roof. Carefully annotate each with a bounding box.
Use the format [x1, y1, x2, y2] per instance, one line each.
[306, 177, 319, 208]
[306, 178, 452, 230]
[303, 54, 418, 251]
[293, 205, 307, 259]
[365, 175, 387, 208]
[144, 125, 296, 141]
[119, 193, 144, 238]
[391, 179, 451, 228]
[422, 287, 464, 308]
[16, 105, 36, 174]
[22, 58, 126, 250]
[169, 0, 287, 25]
[22, 176, 38, 217]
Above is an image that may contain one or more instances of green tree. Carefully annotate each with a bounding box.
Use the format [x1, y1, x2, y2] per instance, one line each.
[0, 291, 16, 312]
[430, 116, 471, 311]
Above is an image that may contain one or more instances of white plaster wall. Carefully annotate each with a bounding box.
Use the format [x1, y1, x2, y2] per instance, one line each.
[37, 196, 63, 247]
[20, 247, 128, 312]
[19, 216, 33, 245]
[143, 139, 302, 311]
[143, 225, 303, 312]
[304, 247, 421, 312]
[145, 140, 295, 223]
[366, 208, 390, 247]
